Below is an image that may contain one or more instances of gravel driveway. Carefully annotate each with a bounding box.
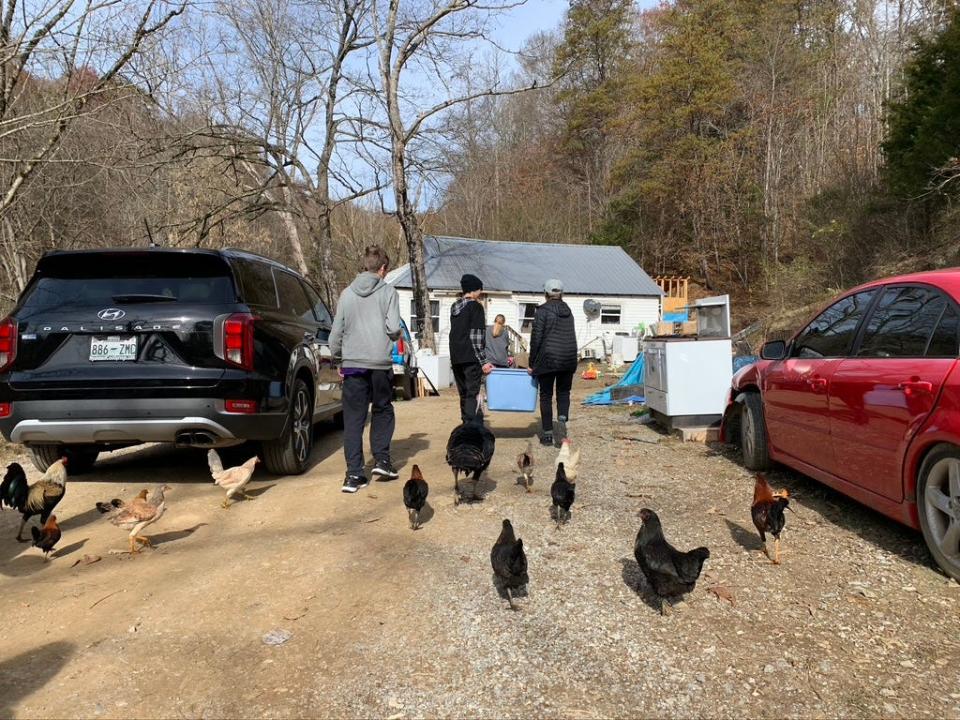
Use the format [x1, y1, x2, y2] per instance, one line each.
[1, 381, 958, 718]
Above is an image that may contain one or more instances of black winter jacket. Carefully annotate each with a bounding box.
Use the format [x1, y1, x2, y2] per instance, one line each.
[449, 298, 487, 365]
[530, 299, 577, 374]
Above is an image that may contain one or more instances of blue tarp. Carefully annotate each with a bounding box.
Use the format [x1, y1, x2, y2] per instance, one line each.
[583, 354, 645, 406]
[662, 311, 689, 322]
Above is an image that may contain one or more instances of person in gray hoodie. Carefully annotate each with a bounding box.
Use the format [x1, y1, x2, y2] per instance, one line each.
[329, 246, 403, 493]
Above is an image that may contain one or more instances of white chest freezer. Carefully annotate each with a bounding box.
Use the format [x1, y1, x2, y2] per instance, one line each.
[643, 337, 732, 423]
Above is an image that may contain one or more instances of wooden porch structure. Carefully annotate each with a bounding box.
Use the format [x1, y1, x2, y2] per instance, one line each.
[655, 276, 690, 315]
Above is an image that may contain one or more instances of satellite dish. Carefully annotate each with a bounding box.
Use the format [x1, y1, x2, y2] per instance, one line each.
[583, 299, 602, 320]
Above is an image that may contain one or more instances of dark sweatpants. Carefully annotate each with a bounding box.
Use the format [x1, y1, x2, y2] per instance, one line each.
[342, 370, 395, 477]
[452, 362, 484, 424]
[538, 370, 574, 434]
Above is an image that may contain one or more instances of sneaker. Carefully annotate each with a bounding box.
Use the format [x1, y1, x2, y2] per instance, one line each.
[555, 416, 568, 444]
[540, 432, 554, 447]
[372, 460, 399, 481]
[342, 475, 369, 493]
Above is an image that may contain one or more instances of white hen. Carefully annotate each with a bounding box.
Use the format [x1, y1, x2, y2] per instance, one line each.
[207, 450, 260, 509]
[555, 438, 580, 482]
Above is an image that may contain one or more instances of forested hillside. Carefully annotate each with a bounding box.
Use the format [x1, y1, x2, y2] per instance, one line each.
[431, 0, 960, 322]
[0, 0, 958, 328]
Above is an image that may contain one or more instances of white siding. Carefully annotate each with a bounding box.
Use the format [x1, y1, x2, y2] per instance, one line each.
[396, 287, 659, 359]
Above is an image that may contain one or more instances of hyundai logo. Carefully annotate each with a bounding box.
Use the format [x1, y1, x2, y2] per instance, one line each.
[97, 308, 126, 321]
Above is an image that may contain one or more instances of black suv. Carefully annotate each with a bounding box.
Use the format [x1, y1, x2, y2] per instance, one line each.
[0, 248, 342, 475]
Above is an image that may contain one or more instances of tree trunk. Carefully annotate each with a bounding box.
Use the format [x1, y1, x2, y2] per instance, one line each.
[279, 185, 309, 278]
[391, 147, 436, 351]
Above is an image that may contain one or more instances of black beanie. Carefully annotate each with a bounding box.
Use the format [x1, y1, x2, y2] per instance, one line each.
[460, 274, 483, 293]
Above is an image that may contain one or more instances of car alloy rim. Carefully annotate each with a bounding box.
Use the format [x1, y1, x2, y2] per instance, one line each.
[742, 404, 755, 456]
[292, 388, 311, 464]
[923, 457, 960, 567]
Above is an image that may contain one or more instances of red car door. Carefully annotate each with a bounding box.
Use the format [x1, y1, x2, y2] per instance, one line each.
[763, 290, 878, 469]
[829, 286, 960, 501]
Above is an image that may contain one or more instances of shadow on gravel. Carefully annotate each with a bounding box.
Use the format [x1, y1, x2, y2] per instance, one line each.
[618, 557, 663, 613]
[708, 441, 938, 575]
[151, 522, 208, 547]
[416, 501, 435, 527]
[392, 432, 431, 469]
[53, 538, 88, 559]
[0, 641, 74, 718]
[724, 518, 764, 551]
[490, 422, 541, 440]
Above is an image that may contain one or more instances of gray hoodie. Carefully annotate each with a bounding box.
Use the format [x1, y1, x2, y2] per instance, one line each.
[329, 272, 402, 370]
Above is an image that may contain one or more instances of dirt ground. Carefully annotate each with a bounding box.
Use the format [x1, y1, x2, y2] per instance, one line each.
[1, 379, 959, 719]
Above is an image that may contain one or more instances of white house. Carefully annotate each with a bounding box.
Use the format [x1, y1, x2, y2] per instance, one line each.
[386, 236, 662, 358]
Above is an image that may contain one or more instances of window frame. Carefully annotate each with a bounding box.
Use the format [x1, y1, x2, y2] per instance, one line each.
[789, 289, 879, 359]
[519, 302, 538, 332]
[600, 304, 622, 325]
[410, 298, 440, 334]
[273, 268, 316, 324]
[300, 280, 333, 327]
[851, 283, 960, 359]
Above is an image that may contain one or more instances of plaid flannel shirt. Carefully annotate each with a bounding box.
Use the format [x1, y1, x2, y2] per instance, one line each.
[470, 327, 486, 366]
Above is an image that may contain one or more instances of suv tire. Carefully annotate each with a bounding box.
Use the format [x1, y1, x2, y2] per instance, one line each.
[262, 377, 313, 475]
[30, 444, 99, 475]
[917, 444, 960, 582]
[740, 392, 771, 471]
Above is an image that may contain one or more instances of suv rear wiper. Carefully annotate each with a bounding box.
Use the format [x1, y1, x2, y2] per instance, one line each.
[111, 294, 178, 303]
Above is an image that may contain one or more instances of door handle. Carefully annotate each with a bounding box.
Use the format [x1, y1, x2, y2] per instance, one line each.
[898, 380, 932, 394]
[807, 377, 827, 391]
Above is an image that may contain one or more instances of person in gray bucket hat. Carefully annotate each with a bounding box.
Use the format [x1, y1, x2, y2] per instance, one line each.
[528, 278, 578, 446]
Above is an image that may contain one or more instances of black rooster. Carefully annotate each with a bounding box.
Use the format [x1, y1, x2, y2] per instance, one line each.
[490, 519, 528, 610]
[550, 462, 575, 529]
[1, 459, 68, 541]
[446, 421, 495, 504]
[403, 464, 429, 530]
[634, 508, 710, 615]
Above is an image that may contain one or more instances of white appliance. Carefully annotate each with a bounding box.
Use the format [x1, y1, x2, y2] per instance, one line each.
[643, 338, 733, 423]
[415, 350, 452, 389]
[613, 335, 639, 363]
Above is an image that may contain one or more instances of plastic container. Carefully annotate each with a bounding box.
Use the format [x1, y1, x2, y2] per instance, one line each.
[486, 368, 538, 412]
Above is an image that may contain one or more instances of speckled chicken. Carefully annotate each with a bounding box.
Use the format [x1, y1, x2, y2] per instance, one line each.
[516, 441, 534, 492]
[1, 458, 68, 541]
[107, 484, 171, 554]
[208, 450, 260, 509]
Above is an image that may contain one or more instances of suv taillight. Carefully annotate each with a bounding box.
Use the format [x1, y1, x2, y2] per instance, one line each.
[221, 313, 255, 370]
[0, 318, 17, 372]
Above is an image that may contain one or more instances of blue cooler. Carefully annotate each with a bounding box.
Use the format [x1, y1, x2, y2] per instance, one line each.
[486, 369, 538, 412]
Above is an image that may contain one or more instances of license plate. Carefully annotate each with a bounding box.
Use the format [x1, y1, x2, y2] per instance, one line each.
[89, 335, 137, 362]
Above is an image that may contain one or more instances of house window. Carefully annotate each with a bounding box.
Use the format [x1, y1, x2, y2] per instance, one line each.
[410, 299, 440, 334]
[520, 303, 538, 332]
[601, 304, 622, 325]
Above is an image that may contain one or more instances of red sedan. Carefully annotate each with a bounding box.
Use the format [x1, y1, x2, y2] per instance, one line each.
[722, 269, 960, 581]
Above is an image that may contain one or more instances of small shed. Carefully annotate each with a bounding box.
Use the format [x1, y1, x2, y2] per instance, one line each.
[386, 236, 663, 358]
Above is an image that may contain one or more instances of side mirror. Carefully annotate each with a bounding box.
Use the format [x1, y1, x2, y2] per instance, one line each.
[760, 340, 787, 361]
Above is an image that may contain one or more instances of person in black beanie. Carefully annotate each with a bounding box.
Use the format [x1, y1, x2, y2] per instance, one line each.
[449, 273, 493, 423]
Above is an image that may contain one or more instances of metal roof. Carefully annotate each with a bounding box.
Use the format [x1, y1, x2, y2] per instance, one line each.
[386, 236, 662, 297]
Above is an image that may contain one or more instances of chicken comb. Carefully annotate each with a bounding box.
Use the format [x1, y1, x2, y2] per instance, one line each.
[410, 465, 423, 481]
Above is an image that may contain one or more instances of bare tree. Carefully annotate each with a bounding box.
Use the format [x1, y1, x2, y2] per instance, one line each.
[0, 0, 184, 292]
[187, 0, 379, 304]
[370, 0, 540, 351]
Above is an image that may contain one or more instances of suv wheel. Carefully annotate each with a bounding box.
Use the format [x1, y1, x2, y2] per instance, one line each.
[740, 392, 771, 471]
[30, 444, 100, 475]
[262, 378, 313, 475]
[917, 444, 960, 582]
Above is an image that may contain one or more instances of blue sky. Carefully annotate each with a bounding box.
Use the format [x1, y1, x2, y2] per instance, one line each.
[492, 0, 569, 50]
